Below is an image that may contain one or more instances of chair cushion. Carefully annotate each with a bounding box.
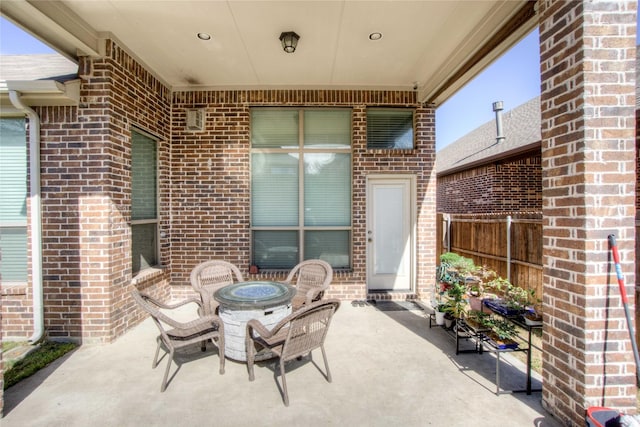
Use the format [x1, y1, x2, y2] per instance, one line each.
[167, 325, 219, 341]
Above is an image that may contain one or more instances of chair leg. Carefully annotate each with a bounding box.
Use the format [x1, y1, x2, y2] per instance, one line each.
[321, 345, 332, 383]
[246, 338, 258, 381]
[215, 337, 225, 375]
[161, 348, 174, 392]
[152, 337, 162, 369]
[247, 347, 255, 381]
[280, 358, 289, 406]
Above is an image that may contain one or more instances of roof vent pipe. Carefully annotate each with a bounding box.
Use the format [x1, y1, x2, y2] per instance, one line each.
[492, 101, 505, 144]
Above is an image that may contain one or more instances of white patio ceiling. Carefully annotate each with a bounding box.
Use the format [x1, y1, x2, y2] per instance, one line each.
[1, 0, 537, 105]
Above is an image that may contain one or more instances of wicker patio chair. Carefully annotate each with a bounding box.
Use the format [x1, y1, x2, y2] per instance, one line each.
[131, 289, 225, 392]
[284, 259, 333, 310]
[190, 260, 244, 315]
[245, 299, 340, 406]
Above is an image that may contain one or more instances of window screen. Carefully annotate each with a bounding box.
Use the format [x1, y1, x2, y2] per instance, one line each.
[131, 130, 158, 273]
[367, 108, 415, 149]
[251, 108, 352, 269]
[0, 118, 27, 282]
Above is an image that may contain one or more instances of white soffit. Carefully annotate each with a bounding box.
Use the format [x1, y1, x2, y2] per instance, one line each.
[0, 0, 535, 106]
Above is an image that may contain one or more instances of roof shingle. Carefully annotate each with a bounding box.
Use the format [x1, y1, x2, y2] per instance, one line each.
[436, 96, 540, 174]
[0, 54, 78, 82]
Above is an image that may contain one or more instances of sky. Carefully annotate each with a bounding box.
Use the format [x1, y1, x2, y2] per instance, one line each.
[0, 18, 55, 55]
[435, 29, 541, 151]
[2, 14, 639, 152]
[436, 12, 640, 151]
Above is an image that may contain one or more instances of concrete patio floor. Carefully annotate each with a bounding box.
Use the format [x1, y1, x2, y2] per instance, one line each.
[2, 300, 562, 427]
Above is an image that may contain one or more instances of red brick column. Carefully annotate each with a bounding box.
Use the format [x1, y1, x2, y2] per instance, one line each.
[538, 0, 637, 424]
[416, 104, 437, 296]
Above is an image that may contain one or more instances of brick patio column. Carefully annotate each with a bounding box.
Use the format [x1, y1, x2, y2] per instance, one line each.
[538, 0, 637, 424]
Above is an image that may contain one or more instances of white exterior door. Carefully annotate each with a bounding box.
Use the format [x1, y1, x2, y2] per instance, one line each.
[367, 176, 414, 291]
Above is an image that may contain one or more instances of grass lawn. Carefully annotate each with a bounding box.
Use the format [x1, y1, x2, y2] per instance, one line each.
[511, 325, 542, 374]
[3, 341, 77, 390]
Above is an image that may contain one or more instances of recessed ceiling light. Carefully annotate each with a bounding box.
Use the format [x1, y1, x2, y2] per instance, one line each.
[197, 33, 212, 41]
[369, 32, 383, 41]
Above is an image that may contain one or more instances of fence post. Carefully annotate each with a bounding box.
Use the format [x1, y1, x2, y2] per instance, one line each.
[506, 215, 512, 282]
[446, 214, 451, 253]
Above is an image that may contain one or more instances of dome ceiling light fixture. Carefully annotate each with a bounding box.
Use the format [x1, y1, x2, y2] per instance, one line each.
[369, 32, 383, 41]
[197, 33, 211, 41]
[279, 31, 300, 53]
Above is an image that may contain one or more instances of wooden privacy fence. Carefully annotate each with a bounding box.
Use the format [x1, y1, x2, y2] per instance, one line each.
[436, 212, 543, 299]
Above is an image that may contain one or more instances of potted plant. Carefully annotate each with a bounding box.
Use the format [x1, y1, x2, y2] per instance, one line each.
[467, 281, 484, 311]
[483, 277, 529, 317]
[442, 282, 468, 329]
[440, 252, 479, 279]
[466, 266, 497, 311]
[436, 256, 458, 292]
[463, 310, 491, 331]
[438, 252, 480, 291]
[485, 317, 519, 349]
[524, 292, 543, 326]
[507, 285, 533, 311]
[434, 303, 447, 325]
[443, 310, 455, 329]
[485, 276, 511, 299]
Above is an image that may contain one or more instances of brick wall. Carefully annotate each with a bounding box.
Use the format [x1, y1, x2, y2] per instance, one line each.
[437, 151, 542, 214]
[1, 41, 174, 342]
[74, 42, 173, 342]
[1, 285, 31, 339]
[539, 0, 637, 423]
[2, 40, 438, 343]
[170, 90, 437, 301]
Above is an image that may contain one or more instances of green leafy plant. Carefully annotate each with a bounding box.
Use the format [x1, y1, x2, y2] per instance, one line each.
[439, 252, 478, 278]
[506, 286, 535, 310]
[444, 282, 468, 319]
[4, 341, 77, 390]
[525, 291, 544, 321]
[486, 317, 518, 341]
[463, 310, 491, 329]
[485, 276, 511, 297]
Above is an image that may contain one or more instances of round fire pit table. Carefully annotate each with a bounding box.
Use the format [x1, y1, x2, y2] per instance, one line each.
[214, 281, 296, 361]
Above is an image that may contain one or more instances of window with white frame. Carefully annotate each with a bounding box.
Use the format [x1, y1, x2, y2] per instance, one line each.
[251, 108, 352, 270]
[366, 108, 415, 149]
[0, 118, 28, 283]
[131, 129, 158, 273]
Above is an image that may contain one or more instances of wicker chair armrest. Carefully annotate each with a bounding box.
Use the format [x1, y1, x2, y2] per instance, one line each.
[303, 284, 329, 304]
[246, 318, 276, 339]
[248, 299, 340, 342]
[175, 314, 223, 331]
[197, 288, 213, 306]
[153, 301, 210, 330]
[149, 296, 204, 311]
[282, 272, 294, 285]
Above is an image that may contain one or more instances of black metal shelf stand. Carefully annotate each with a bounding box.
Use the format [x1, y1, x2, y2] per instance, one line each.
[479, 312, 542, 395]
[429, 304, 542, 395]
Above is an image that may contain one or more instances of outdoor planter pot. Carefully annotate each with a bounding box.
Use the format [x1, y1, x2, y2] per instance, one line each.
[483, 298, 524, 317]
[468, 293, 483, 311]
[523, 310, 543, 326]
[444, 313, 455, 329]
[435, 305, 446, 325]
[486, 333, 519, 350]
